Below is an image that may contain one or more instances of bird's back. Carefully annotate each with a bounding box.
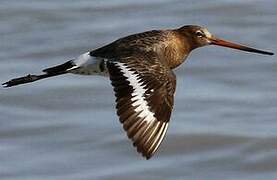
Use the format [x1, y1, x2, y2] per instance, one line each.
[90, 29, 188, 69]
[91, 30, 167, 58]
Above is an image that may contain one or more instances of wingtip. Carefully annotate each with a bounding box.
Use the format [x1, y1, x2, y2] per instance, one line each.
[141, 150, 154, 160]
[145, 155, 151, 160]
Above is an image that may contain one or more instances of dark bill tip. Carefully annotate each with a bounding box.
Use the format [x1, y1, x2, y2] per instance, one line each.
[210, 38, 274, 56]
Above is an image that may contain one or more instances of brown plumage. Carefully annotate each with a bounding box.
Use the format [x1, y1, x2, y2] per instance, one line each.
[107, 51, 176, 159]
[2, 25, 273, 159]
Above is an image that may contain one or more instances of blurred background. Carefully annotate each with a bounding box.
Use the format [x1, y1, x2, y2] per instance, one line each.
[0, 0, 276, 179]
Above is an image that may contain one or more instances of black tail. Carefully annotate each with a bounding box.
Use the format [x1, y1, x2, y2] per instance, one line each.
[2, 60, 75, 88]
[42, 60, 74, 74]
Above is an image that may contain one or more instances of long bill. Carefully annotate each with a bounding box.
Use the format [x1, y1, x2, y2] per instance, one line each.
[210, 37, 274, 56]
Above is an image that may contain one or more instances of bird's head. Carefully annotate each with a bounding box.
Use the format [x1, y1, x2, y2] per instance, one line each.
[177, 25, 274, 55]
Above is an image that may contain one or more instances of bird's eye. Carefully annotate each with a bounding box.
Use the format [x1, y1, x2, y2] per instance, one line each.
[195, 30, 205, 38]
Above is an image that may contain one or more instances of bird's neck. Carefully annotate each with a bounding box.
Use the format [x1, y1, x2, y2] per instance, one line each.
[161, 31, 193, 69]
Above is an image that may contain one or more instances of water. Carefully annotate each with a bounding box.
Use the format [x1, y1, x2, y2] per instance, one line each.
[0, 0, 277, 179]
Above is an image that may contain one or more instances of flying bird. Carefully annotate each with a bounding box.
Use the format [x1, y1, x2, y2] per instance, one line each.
[3, 25, 274, 159]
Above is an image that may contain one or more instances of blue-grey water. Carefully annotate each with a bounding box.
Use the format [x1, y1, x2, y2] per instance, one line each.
[0, 0, 277, 179]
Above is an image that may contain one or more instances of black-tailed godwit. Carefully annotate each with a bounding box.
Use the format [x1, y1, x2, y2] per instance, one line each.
[3, 25, 273, 159]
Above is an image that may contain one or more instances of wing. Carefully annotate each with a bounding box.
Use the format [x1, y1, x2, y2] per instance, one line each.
[106, 52, 176, 159]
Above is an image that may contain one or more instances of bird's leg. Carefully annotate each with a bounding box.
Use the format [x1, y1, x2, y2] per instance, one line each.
[2, 72, 65, 88]
[2, 52, 109, 88]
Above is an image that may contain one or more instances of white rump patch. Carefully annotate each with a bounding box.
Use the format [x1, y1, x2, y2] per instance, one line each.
[73, 52, 92, 67]
[115, 62, 155, 123]
[69, 52, 108, 76]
